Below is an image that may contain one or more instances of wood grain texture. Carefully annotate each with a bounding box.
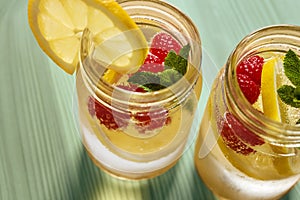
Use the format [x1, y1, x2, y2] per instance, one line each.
[1, 0, 300, 199]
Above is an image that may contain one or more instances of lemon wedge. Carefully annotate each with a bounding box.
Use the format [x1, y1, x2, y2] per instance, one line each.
[261, 56, 294, 176]
[261, 57, 282, 121]
[28, 0, 148, 75]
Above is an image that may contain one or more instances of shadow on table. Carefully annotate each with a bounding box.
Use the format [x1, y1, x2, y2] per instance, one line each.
[65, 145, 295, 200]
[68, 148, 105, 200]
[139, 159, 216, 200]
[65, 148, 197, 200]
[65, 146, 275, 200]
[64, 147, 153, 200]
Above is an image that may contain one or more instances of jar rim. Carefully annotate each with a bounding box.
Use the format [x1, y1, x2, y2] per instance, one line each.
[225, 24, 300, 146]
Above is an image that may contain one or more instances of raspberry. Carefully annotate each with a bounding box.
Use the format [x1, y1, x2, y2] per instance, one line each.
[88, 33, 182, 132]
[221, 55, 265, 154]
[138, 33, 181, 73]
[138, 53, 165, 73]
[88, 96, 129, 130]
[237, 74, 260, 104]
[88, 92, 171, 132]
[133, 108, 171, 133]
[236, 55, 264, 104]
[236, 55, 264, 86]
[150, 32, 182, 61]
[220, 112, 264, 155]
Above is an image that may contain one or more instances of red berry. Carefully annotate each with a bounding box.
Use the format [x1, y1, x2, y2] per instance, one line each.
[138, 53, 165, 73]
[132, 108, 171, 133]
[236, 55, 264, 104]
[136, 33, 181, 73]
[220, 112, 264, 155]
[88, 96, 129, 130]
[150, 32, 182, 61]
[236, 55, 264, 86]
[237, 74, 260, 104]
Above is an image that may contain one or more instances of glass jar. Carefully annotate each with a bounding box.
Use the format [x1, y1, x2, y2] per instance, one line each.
[76, 0, 202, 180]
[194, 25, 300, 199]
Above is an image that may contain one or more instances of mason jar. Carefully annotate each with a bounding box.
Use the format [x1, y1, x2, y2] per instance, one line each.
[76, 0, 202, 180]
[194, 25, 300, 199]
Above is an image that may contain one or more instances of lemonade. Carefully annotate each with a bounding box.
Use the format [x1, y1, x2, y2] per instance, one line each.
[77, 68, 202, 179]
[194, 25, 300, 199]
[27, 0, 202, 179]
[27, 0, 202, 180]
[76, 14, 202, 179]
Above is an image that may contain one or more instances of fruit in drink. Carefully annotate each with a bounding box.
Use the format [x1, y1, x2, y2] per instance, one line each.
[88, 32, 190, 134]
[236, 55, 264, 104]
[216, 51, 300, 179]
[28, 0, 148, 74]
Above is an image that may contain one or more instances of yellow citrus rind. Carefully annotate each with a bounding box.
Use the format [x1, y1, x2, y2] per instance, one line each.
[28, 0, 148, 75]
[261, 57, 281, 121]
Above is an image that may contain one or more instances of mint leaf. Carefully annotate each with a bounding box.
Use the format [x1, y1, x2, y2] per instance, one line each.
[277, 85, 300, 108]
[164, 51, 177, 70]
[277, 50, 300, 108]
[284, 49, 300, 86]
[175, 55, 188, 75]
[179, 44, 190, 59]
[294, 87, 300, 99]
[128, 71, 160, 86]
[128, 44, 190, 92]
[164, 44, 190, 75]
[128, 72, 164, 91]
[143, 84, 165, 91]
[159, 69, 182, 87]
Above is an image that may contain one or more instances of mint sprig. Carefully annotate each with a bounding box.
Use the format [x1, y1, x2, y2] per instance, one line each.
[159, 69, 183, 87]
[128, 71, 160, 85]
[128, 44, 190, 91]
[164, 45, 190, 75]
[283, 49, 300, 86]
[127, 71, 164, 91]
[277, 49, 300, 122]
[277, 85, 300, 108]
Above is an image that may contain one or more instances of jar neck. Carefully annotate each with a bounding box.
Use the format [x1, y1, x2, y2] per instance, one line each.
[225, 25, 300, 147]
[79, 0, 201, 113]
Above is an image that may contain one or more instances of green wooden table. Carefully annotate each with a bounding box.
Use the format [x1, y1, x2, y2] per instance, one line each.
[1, 0, 300, 199]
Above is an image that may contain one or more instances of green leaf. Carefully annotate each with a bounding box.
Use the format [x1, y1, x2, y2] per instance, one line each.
[128, 72, 164, 92]
[128, 44, 190, 92]
[128, 71, 160, 86]
[277, 85, 300, 108]
[159, 69, 182, 87]
[142, 84, 165, 91]
[164, 51, 177, 70]
[284, 49, 300, 86]
[179, 44, 191, 59]
[164, 44, 189, 76]
[175, 56, 188, 75]
[294, 86, 300, 100]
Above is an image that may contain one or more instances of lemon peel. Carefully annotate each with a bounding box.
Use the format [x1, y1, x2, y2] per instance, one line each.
[28, 0, 148, 75]
[261, 56, 294, 176]
[261, 57, 282, 121]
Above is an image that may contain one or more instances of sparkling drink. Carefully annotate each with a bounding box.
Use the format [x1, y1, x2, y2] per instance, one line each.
[76, 0, 202, 180]
[194, 25, 300, 199]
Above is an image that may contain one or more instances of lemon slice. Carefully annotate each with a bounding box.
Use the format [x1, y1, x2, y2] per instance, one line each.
[28, 0, 148, 75]
[261, 57, 282, 121]
[261, 56, 294, 176]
